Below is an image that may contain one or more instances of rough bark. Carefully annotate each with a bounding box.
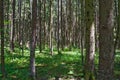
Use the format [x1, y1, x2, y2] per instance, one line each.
[97, 0, 115, 80]
[30, 0, 37, 79]
[57, 0, 60, 54]
[49, 0, 53, 55]
[10, 0, 16, 52]
[43, 0, 46, 49]
[61, 0, 64, 50]
[38, 0, 42, 53]
[80, 0, 85, 66]
[68, 0, 72, 50]
[84, 0, 95, 80]
[116, 0, 120, 49]
[118, 0, 120, 49]
[0, 0, 5, 78]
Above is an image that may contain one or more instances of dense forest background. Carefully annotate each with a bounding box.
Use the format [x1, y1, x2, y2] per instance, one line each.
[0, 0, 120, 80]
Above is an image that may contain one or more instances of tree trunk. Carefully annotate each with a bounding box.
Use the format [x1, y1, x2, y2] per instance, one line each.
[118, 0, 120, 49]
[57, 0, 60, 54]
[18, 0, 24, 55]
[61, 0, 64, 50]
[68, 0, 72, 50]
[6, 0, 10, 44]
[97, 0, 115, 80]
[115, 0, 120, 49]
[30, 0, 37, 79]
[43, 0, 46, 49]
[84, 0, 95, 80]
[38, 0, 42, 53]
[49, 0, 53, 55]
[10, 0, 16, 52]
[80, 0, 85, 66]
[0, 0, 5, 78]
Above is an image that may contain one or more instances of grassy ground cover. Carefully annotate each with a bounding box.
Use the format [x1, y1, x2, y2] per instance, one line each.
[0, 47, 120, 80]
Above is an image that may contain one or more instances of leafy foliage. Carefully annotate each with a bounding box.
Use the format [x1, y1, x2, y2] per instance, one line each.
[0, 48, 120, 80]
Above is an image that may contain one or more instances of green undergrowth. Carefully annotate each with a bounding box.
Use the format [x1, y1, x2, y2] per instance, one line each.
[0, 47, 120, 80]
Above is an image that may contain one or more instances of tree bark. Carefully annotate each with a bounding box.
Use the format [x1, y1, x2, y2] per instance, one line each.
[30, 0, 37, 79]
[97, 0, 115, 80]
[49, 0, 53, 55]
[38, 0, 42, 53]
[10, 0, 16, 52]
[84, 0, 95, 80]
[80, 0, 85, 66]
[118, 0, 120, 49]
[68, 0, 72, 50]
[0, 0, 5, 78]
[57, 0, 60, 54]
[115, 0, 120, 49]
[43, 0, 46, 49]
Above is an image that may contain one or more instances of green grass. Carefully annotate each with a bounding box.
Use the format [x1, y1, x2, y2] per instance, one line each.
[0, 48, 120, 80]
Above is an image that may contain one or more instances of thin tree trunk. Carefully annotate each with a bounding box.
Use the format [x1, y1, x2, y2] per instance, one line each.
[30, 0, 37, 79]
[114, 0, 120, 50]
[6, 0, 10, 44]
[49, 0, 53, 55]
[80, 0, 85, 66]
[10, 0, 16, 52]
[38, 0, 42, 53]
[18, 0, 24, 55]
[43, 0, 46, 49]
[68, 0, 72, 50]
[94, 0, 99, 52]
[0, 0, 5, 78]
[57, 0, 60, 54]
[118, 0, 120, 49]
[21, 0, 25, 55]
[61, 0, 64, 50]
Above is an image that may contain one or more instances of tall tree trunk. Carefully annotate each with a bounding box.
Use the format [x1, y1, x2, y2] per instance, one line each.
[0, 0, 5, 78]
[95, 0, 99, 52]
[84, 0, 95, 80]
[118, 0, 120, 49]
[43, 0, 46, 49]
[18, 0, 24, 55]
[115, 0, 120, 49]
[30, 0, 37, 79]
[6, 0, 10, 44]
[97, 0, 115, 80]
[49, 0, 53, 55]
[61, 0, 64, 50]
[57, 0, 60, 54]
[80, 0, 85, 66]
[38, 0, 42, 53]
[10, 0, 16, 52]
[68, 0, 72, 50]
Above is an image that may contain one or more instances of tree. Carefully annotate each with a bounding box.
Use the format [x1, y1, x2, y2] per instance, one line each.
[116, 0, 120, 49]
[118, 0, 120, 49]
[0, 0, 5, 78]
[57, 0, 60, 54]
[60, 0, 64, 50]
[68, 0, 72, 50]
[30, 0, 37, 79]
[38, 0, 42, 53]
[80, 0, 85, 66]
[84, 0, 95, 80]
[43, 0, 46, 49]
[49, 0, 53, 55]
[97, 0, 115, 80]
[10, 0, 16, 52]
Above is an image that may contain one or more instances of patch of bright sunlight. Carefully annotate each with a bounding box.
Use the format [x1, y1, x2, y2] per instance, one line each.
[64, 51, 80, 55]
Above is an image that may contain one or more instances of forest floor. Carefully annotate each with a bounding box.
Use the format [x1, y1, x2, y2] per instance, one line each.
[0, 47, 120, 80]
